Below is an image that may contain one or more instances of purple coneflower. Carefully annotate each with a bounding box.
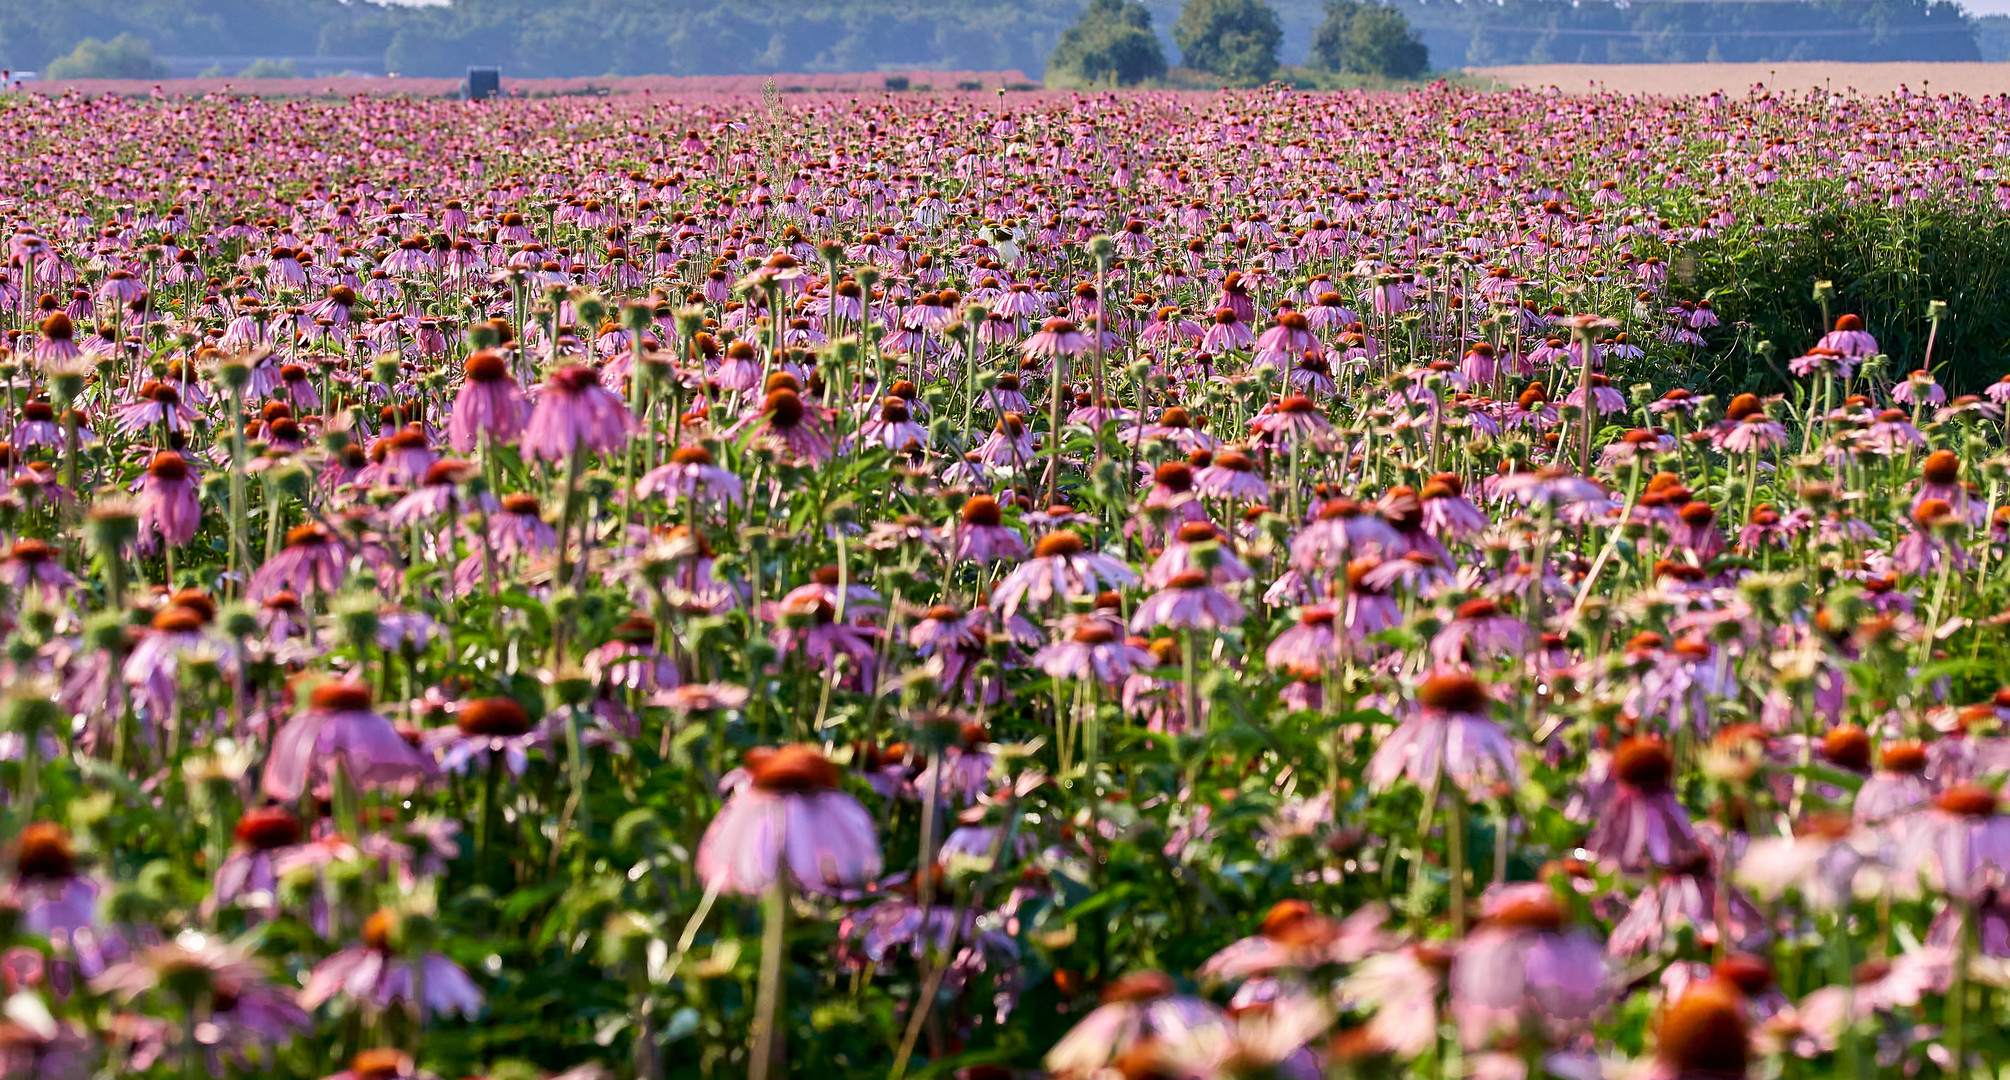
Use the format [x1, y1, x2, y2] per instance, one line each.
[522, 364, 635, 462]
[447, 349, 530, 452]
[990, 531, 1138, 617]
[262, 681, 433, 801]
[1130, 570, 1245, 631]
[424, 696, 542, 776]
[696, 744, 882, 895]
[249, 524, 347, 601]
[301, 909, 483, 1019]
[1044, 970, 1231, 1080]
[947, 495, 1027, 563]
[1367, 671, 1519, 796]
[636, 444, 745, 506]
[1449, 886, 1608, 1049]
[135, 450, 200, 550]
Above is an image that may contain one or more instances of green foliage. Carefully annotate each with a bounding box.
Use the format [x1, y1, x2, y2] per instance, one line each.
[1047, 0, 1167, 87]
[1687, 205, 2010, 393]
[0, 0, 1984, 79]
[1172, 0, 1281, 84]
[42, 33, 168, 78]
[1392, 0, 1978, 68]
[1308, 0, 1426, 77]
[238, 56, 298, 78]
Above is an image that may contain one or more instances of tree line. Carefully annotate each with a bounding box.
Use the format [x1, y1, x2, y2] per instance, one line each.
[0, 0, 1990, 84]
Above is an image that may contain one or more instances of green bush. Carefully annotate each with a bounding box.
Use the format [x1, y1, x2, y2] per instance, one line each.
[238, 57, 299, 78]
[1309, 0, 1428, 78]
[43, 33, 168, 79]
[1687, 205, 2010, 393]
[1172, 0, 1281, 85]
[1047, 0, 1167, 86]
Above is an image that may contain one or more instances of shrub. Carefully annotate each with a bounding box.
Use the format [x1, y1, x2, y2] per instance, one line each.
[239, 58, 300, 79]
[1048, 0, 1168, 87]
[882, 75, 910, 91]
[43, 34, 168, 80]
[1172, 0, 1281, 85]
[1309, 0, 1429, 78]
[1688, 205, 2010, 393]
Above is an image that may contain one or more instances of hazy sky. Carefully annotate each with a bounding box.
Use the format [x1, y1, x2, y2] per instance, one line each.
[1964, 0, 2010, 13]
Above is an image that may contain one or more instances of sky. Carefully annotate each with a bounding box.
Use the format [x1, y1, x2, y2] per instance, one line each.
[1962, 0, 2010, 13]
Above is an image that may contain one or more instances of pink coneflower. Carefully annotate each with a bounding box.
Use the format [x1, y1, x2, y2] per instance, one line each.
[972, 410, 1037, 468]
[1855, 740, 1933, 823]
[1021, 317, 1087, 360]
[585, 614, 684, 692]
[979, 372, 1032, 415]
[447, 349, 530, 452]
[1863, 408, 1926, 454]
[1198, 899, 1385, 983]
[1033, 621, 1152, 684]
[1607, 850, 1768, 957]
[31, 311, 80, 364]
[1045, 971, 1231, 1080]
[423, 696, 542, 776]
[1250, 394, 1332, 449]
[4, 822, 109, 968]
[0, 537, 75, 598]
[1145, 520, 1252, 589]
[261, 681, 433, 801]
[1367, 672, 1519, 795]
[249, 524, 347, 601]
[947, 494, 1027, 563]
[745, 387, 832, 464]
[696, 744, 881, 895]
[1449, 887, 1608, 1049]
[522, 364, 635, 462]
[1254, 310, 1318, 358]
[636, 444, 745, 506]
[1195, 448, 1270, 502]
[1419, 473, 1488, 539]
[767, 590, 880, 688]
[134, 450, 200, 550]
[1817, 313, 1879, 357]
[1913, 449, 1982, 525]
[115, 381, 199, 436]
[1584, 737, 1702, 871]
[990, 530, 1138, 617]
[1430, 596, 1532, 667]
[1897, 782, 2010, 898]
[1265, 605, 1338, 672]
[851, 395, 927, 452]
[1651, 980, 1751, 1080]
[1290, 497, 1399, 572]
[1667, 501, 1727, 561]
[210, 806, 301, 917]
[1201, 307, 1254, 352]
[302, 909, 483, 1019]
[1130, 570, 1244, 631]
[320, 1049, 423, 1080]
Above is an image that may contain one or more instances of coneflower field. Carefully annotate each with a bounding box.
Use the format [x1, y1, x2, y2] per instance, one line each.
[6, 80, 2010, 1080]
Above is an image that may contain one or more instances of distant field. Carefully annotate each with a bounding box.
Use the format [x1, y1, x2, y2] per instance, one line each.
[1467, 60, 2010, 96]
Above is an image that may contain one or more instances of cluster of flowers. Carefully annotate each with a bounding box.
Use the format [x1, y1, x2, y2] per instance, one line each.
[0, 78, 2008, 1080]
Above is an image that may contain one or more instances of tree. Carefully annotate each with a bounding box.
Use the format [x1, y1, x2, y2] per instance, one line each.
[1308, 0, 1428, 78]
[43, 33, 168, 79]
[238, 58, 300, 78]
[1048, 0, 1167, 86]
[1172, 0, 1281, 85]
